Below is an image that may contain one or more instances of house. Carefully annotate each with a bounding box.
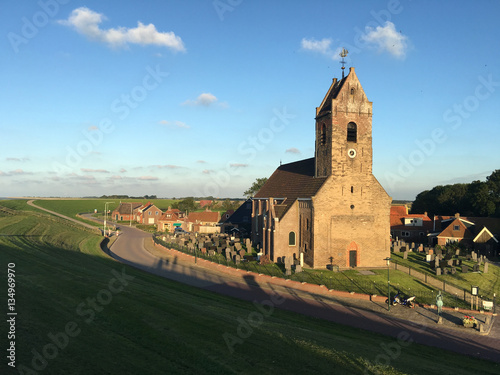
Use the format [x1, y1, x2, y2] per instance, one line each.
[112, 202, 142, 222]
[219, 199, 253, 235]
[429, 213, 500, 256]
[136, 202, 163, 225]
[186, 209, 221, 233]
[157, 207, 185, 232]
[390, 205, 432, 243]
[252, 67, 391, 269]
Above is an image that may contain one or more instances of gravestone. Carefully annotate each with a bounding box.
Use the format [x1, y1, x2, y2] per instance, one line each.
[208, 250, 215, 256]
[473, 264, 479, 272]
[285, 268, 292, 276]
[428, 248, 434, 255]
[403, 251, 408, 260]
[461, 265, 468, 273]
[455, 249, 461, 257]
[238, 250, 245, 259]
[447, 259, 454, 267]
[426, 254, 432, 262]
[443, 268, 449, 275]
[245, 238, 251, 250]
[435, 248, 442, 256]
[201, 247, 207, 255]
[234, 254, 241, 265]
[217, 247, 223, 254]
[418, 244, 424, 252]
[235, 242, 242, 251]
[484, 262, 489, 274]
[451, 267, 456, 274]
[295, 264, 303, 273]
[411, 242, 415, 250]
[436, 268, 441, 276]
[472, 252, 477, 262]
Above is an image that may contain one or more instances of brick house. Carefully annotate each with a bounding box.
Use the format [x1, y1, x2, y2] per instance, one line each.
[112, 202, 142, 222]
[186, 210, 221, 233]
[136, 202, 163, 225]
[390, 205, 432, 243]
[252, 67, 391, 269]
[157, 207, 185, 232]
[429, 213, 499, 255]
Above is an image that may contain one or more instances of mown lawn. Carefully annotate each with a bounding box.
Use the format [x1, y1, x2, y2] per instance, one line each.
[0, 209, 499, 374]
[391, 252, 500, 302]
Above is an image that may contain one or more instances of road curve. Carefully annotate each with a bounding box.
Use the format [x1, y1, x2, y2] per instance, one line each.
[27, 201, 500, 364]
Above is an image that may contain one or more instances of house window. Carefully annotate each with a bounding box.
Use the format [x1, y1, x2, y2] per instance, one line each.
[156, 211, 159, 215]
[289, 231, 296, 246]
[453, 225, 460, 231]
[402, 231, 410, 237]
[347, 122, 357, 142]
[149, 212, 152, 215]
[419, 232, 425, 236]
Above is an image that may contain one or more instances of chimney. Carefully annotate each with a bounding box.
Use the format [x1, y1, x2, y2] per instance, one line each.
[424, 212, 428, 217]
[455, 213, 460, 219]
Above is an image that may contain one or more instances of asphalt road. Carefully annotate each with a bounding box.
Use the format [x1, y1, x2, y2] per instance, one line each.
[106, 225, 500, 364]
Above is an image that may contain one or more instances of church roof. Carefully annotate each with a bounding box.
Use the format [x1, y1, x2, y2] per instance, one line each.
[254, 158, 327, 199]
[316, 75, 347, 116]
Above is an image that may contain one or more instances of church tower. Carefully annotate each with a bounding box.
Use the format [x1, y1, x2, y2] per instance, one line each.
[315, 67, 373, 179]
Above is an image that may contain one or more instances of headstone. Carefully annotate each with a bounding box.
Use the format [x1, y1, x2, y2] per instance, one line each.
[472, 252, 477, 262]
[443, 268, 449, 275]
[455, 249, 460, 256]
[428, 248, 434, 255]
[461, 265, 468, 273]
[435, 248, 442, 256]
[418, 244, 424, 252]
[295, 264, 303, 273]
[484, 262, 489, 273]
[285, 268, 292, 276]
[451, 267, 456, 274]
[473, 264, 479, 272]
[447, 259, 454, 267]
[426, 254, 432, 262]
[245, 238, 251, 250]
[234, 254, 241, 264]
[403, 251, 408, 260]
[411, 242, 415, 250]
[436, 268, 441, 276]
[208, 250, 215, 256]
[217, 247, 223, 254]
[235, 242, 242, 251]
[238, 250, 245, 259]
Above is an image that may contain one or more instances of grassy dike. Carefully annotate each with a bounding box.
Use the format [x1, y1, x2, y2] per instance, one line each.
[0, 204, 498, 374]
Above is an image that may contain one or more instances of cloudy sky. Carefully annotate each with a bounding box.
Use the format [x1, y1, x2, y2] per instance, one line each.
[1, 1, 499, 199]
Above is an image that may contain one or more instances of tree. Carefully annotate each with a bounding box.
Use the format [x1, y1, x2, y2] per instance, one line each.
[172, 197, 199, 213]
[244, 177, 268, 198]
[221, 199, 241, 212]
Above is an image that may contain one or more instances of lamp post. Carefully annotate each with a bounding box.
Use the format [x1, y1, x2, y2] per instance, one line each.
[129, 202, 133, 227]
[103, 202, 114, 236]
[385, 257, 392, 311]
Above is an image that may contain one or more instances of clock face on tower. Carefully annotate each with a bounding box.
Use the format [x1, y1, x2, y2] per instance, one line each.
[348, 148, 356, 158]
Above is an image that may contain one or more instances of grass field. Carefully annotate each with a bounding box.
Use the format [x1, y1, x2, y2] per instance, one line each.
[0, 204, 498, 374]
[391, 252, 500, 301]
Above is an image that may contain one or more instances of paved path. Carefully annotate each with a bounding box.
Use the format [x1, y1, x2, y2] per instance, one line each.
[27, 201, 500, 364]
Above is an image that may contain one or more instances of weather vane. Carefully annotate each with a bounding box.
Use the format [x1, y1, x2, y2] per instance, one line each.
[340, 48, 348, 78]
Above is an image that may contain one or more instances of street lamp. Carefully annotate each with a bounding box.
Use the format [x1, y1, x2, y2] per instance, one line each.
[129, 202, 133, 227]
[384, 257, 392, 311]
[103, 202, 114, 236]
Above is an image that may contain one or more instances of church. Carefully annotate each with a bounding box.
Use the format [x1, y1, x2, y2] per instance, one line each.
[251, 66, 392, 269]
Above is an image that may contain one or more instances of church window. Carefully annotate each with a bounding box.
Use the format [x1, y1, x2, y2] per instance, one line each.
[350, 205, 355, 210]
[288, 231, 296, 246]
[320, 123, 326, 145]
[350, 88, 354, 95]
[351, 186, 354, 193]
[347, 122, 357, 142]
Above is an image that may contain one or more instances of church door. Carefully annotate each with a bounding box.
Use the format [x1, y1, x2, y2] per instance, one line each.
[349, 250, 357, 268]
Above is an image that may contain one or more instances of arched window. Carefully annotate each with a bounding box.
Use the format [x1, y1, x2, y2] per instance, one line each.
[288, 231, 296, 246]
[320, 123, 326, 145]
[347, 122, 357, 142]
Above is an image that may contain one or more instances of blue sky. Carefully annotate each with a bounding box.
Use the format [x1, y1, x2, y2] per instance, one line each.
[1, 0, 499, 200]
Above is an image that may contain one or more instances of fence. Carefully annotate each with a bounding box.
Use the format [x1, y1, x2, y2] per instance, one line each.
[152, 236, 490, 308]
[391, 259, 493, 310]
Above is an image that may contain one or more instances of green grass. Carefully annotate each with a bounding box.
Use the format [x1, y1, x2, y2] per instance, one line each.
[1, 211, 499, 374]
[392, 252, 500, 301]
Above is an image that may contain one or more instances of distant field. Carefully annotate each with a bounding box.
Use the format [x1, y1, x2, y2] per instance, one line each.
[1, 208, 498, 373]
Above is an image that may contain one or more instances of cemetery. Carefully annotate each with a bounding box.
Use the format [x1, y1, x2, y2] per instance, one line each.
[152, 233, 499, 310]
[391, 239, 498, 310]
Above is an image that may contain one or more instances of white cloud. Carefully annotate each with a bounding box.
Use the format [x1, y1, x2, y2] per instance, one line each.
[360, 21, 408, 59]
[59, 7, 186, 52]
[202, 169, 213, 174]
[159, 120, 190, 129]
[153, 165, 182, 169]
[286, 147, 301, 154]
[182, 92, 221, 107]
[138, 176, 159, 181]
[229, 163, 248, 168]
[119, 168, 127, 173]
[300, 37, 342, 61]
[0, 169, 33, 176]
[6, 157, 30, 162]
[88, 125, 99, 131]
[81, 168, 109, 173]
[197, 160, 206, 164]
